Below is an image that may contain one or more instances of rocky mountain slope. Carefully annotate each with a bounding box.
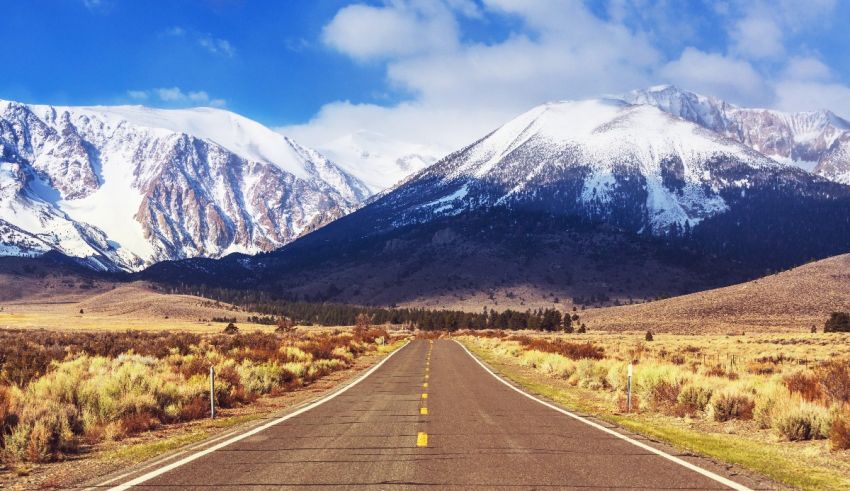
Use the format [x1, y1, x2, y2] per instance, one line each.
[0, 100, 370, 270]
[140, 97, 850, 308]
[623, 85, 850, 183]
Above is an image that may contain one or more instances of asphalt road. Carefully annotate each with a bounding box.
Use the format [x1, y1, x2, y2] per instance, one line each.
[104, 339, 759, 490]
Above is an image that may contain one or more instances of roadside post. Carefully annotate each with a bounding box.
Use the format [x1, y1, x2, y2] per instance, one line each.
[627, 363, 633, 413]
[210, 366, 216, 418]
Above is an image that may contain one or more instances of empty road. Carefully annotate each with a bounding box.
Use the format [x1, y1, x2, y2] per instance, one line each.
[101, 339, 759, 490]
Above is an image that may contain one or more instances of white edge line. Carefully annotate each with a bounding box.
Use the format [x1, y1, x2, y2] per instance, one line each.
[455, 340, 752, 491]
[102, 340, 411, 490]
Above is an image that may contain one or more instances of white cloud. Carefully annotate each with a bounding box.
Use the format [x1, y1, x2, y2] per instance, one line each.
[126, 90, 148, 100]
[782, 56, 833, 82]
[660, 48, 769, 105]
[730, 13, 784, 59]
[198, 35, 235, 58]
[284, 0, 850, 171]
[321, 1, 460, 61]
[126, 87, 226, 108]
[291, 0, 659, 154]
[775, 81, 850, 117]
[161, 26, 235, 58]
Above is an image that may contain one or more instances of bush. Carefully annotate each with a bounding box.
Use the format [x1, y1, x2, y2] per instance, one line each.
[824, 312, 850, 332]
[223, 323, 239, 334]
[783, 371, 824, 403]
[645, 331, 654, 342]
[775, 404, 830, 441]
[830, 409, 850, 450]
[712, 391, 755, 422]
[6, 401, 77, 462]
[816, 359, 850, 404]
[678, 385, 713, 413]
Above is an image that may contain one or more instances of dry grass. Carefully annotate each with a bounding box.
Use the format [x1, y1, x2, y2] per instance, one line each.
[581, 254, 850, 334]
[0, 328, 393, 464]
[460, 331, 850, 490]
[0, 281, 280, 333]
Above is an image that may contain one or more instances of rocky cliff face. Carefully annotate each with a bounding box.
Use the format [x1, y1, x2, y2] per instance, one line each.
[0, 100, 370, 270]
[623, 85, 850, 182]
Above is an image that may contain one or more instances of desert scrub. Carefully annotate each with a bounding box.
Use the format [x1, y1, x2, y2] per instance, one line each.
[0, 327, 393, 463]
[459, 333, 850, 449]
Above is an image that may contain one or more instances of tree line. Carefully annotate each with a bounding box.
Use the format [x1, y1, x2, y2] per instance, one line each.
[163, 285, 581, 332]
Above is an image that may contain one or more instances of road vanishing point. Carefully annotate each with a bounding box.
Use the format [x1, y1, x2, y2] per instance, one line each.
[95, 339, 765, 490]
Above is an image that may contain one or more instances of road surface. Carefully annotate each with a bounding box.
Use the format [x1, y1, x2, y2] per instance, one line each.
[101, 339, 761, 490]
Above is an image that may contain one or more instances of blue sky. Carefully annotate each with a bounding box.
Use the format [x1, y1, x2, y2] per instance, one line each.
[2, 0, 850, 152]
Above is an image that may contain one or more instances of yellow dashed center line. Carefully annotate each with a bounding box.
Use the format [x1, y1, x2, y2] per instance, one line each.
[423, 382, 428, 388]
[421, 392, 428, 399]
[417, 432, 428, 447]
[420, 407, 428, 415]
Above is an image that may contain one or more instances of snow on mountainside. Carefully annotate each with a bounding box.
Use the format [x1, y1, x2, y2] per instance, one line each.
[318, 130, 441, 192]
[0, 100, 370, 270]
[366, 98, 790, 235]
[623, 85, 850, 182]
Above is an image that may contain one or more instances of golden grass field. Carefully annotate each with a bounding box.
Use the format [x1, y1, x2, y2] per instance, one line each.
[0, 279, 276, 333]
[581, 254, 850, 334]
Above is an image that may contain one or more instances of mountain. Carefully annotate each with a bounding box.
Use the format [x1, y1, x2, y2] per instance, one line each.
[622, 85, 850, 183]
[317, 130, 441, 192]
[0, 100, 370, 271]
[140, 97, 850, 308]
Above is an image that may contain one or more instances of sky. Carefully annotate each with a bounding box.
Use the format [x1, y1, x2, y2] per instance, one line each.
[3, 0, 850, 155]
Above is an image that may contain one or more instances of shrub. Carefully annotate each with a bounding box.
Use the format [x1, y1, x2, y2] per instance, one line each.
[223, 323, 239, 334]
[816, 359, 850, 404]
[645, 331, 654, 342]
[783, 371, 824, 402]
[830, 409, 850, 450]
[775, 403, 830, 441]
[6, 401, 77, 462]
[648, 379, 681, 410]
[678, 385, 713, 413]
[824, 312, 850, 332]
[712, 391, 755, 422]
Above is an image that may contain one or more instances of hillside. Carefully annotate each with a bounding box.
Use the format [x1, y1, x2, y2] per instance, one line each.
[582, 254, 850, 333]
[0, 256, 271, 332]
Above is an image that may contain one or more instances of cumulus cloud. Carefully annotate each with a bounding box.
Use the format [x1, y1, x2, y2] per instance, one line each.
[730, 13, 784, 59]
[321, 1, 460, 61]
[283, 0, 850, 161]
[288, 0, 660, 152]
[127, 87, 226, 108]
[660, 48, 770, 105]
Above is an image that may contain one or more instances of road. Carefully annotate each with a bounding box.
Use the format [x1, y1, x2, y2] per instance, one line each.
[102, 339, 759, 490]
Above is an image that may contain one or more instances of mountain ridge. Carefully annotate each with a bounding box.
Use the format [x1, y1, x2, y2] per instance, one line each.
[0, 99, 370, 271]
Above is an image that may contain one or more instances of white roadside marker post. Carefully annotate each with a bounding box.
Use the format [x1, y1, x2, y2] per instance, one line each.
[210, 366, 216, 419]
[627, 363, 633, 413]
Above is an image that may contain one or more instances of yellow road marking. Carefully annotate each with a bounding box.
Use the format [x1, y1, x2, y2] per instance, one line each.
[417, 432, 428, 447]
[421, 393, 428, 399]
[420, 407, 428, 415]
[423, 382, 428, 388]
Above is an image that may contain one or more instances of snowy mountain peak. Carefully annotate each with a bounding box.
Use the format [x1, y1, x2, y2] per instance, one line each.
[0, 99, 370, 270]
[622, 86, 850, 179]
[367, 98, 791, 237]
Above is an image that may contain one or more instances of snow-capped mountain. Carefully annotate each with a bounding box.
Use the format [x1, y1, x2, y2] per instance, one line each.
[0, 100, 370, 270]
[360, 98, 808, 235]
[140, 94, 850, 307]
[623, 85, 850, 183]
[318, 130, 441, 192]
